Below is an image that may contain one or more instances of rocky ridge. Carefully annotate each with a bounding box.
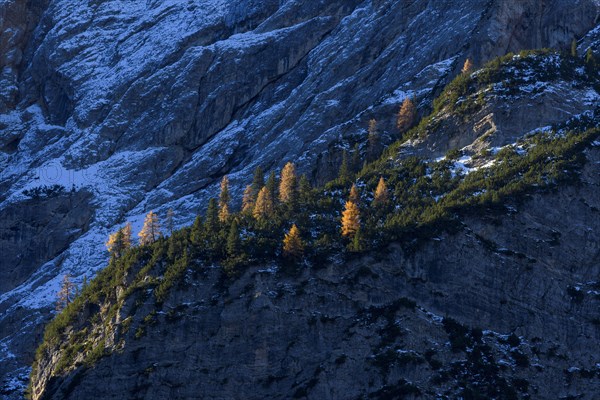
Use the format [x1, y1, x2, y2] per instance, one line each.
[26, 49, 600, 399]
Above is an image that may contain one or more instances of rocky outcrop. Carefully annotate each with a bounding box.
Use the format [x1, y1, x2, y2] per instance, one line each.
[1, 0, 600, 396]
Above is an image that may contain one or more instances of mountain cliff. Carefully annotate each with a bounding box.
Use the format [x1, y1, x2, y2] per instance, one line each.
[1, 0, 600, 397]
[27, 47, 600, 399]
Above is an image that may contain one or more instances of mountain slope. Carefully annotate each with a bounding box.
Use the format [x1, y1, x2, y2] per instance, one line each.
[1, 0, 599, 396]
[27, 51, 600, 399]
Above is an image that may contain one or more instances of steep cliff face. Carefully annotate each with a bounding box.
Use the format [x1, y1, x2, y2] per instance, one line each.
[1, 0, 599, 396]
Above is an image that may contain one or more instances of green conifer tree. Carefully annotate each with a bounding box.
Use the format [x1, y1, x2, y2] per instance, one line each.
[204, 198, 219, 234]
[298, 174, 312, 204]
[348, 226, 365, 253]
[251, 166, 265, 200]
[338, 150, 351, 184]
[266, 170, 278, 206]
[226, 219, 241, 257]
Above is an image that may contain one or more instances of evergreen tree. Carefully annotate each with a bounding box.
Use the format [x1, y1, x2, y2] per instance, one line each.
[283, 224, 304, 259]
[571, 39, 578, 58]
[106, 222, 132, 259]
[251, 166, 265, 199]
[266, 170, 278, 206]
[462, 58, 474, 74]
[341, 200, 360, 238]
[219, 176, 231, 222]
[241, 185, 254, 214]
[190, 215, 204, 247]
[349, 183, 360, 204]
[226, 219, 241, 257]
[373, 177, 390, 206]
[204, 198, 221, 258]
[338, 150, 351, 183]
[204, 198, 219, 234]
[367, 119, 379, 160]
[253, 186, 274, 220]
[348, 226, 365, 253]
[396, 97, 416, 133]
[279, 162, 297, 204]
[138, 211, 161, 245]
[166, 208, 175, 235]
[298, 174, 312, 204]
[56, 274, 76, 311]
[167, 230, 186, 262]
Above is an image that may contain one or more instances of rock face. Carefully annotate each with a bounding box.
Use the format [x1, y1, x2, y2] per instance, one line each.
[31, 147, 600, 400]
[1, 0, 599, 396]
[0, 189, 93, 293]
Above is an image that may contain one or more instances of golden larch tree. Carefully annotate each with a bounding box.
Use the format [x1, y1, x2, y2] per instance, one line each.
[253, 186, 274, 220]
[56, 274, 76, 311]
[349, 184, 360, 204]
[138, 210, 161, 245]
[283, 224, 305, 259]
[341, 200, 361, 238]
[396, 97, 416, 132]
[279, 162, 297, 204]
[122, 222, 132, 249]
[106, 222, 132, 258]
[242, 185, 254, 214]
[373, 177, 389, 206]
[165, 208, 175, 235]
[462, 58, 474, 74]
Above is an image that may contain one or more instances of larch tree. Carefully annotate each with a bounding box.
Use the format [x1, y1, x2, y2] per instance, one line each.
[373, 177, 390, 206]
[283, 224, 304, 259]
[122, 222, 132, 249]
[138, 211, 161, 245]
[462, 58, 474, 74]
[279, 162, 297, 204]
[396, 97, 416, 133]
[241, 185, 254, 214]
[253, 186, 274, 220]
[571, 39, 578, 58]
[219, 176, 231, 222]
[349, 183, 360, 204]
[166, 208, 175, 235]
[106, 224, 132, 259]
[56, 274, 76, 311]
[341, 200, 361, 238]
